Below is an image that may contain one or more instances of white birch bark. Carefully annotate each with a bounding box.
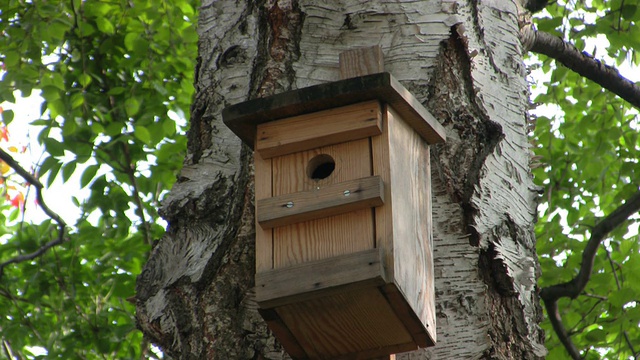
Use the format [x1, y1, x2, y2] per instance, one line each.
[136, 0, 546, 358]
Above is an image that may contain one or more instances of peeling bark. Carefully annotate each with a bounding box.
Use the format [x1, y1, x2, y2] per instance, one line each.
[136, 1, 545, 359]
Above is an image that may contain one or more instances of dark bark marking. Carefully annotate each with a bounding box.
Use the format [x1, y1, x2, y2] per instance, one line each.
[217, 45, 249, 68]
[341, 13, 357, 30]
[250, 0, 304, 98]
[427, 27, 504, 246]
[186, 92, 213, 164]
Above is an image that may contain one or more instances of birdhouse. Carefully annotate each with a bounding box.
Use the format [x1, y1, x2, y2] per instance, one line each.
[223, 48, 445, 359]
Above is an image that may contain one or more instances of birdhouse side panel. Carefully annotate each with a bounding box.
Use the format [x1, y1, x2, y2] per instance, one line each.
[387, 106, 436, 342]
[271, 139, 375, 268]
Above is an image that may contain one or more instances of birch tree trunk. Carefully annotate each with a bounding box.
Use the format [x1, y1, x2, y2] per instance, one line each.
[135, 0, 546, 358]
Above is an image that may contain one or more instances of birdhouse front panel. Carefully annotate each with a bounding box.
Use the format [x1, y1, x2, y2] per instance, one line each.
[222, 72, 446, 359]
[271, 139, 374, 268]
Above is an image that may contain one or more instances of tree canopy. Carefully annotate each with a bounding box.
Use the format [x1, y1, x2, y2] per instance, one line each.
[526, 1, 640, 359]
[0, 0, 197, 358]
[0, 0, 638, 359]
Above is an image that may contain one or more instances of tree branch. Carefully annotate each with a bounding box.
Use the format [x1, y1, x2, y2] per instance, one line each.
[520, 25, 640, 109]
[544, 300, 582, 360]
[525, 0, 550, 13]
[0, 149, 67, 277]
[541, 189, 640, 300]
[540, 189, 640, 358]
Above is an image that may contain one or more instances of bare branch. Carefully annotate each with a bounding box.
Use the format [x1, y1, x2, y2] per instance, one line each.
[0, 149, 67, 277]
[521, 25, 640, 109]
[0, 148, 43, 189]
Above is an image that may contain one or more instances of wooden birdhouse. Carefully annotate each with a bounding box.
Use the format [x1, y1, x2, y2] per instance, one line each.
[223, 47, 445, 359]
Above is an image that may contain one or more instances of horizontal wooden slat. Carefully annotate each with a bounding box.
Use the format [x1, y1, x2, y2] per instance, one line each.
[257, 176, 384, 229]
[256, 248, 386, 308]
[222, 72, 446, 147]
[256, 100, 381, 159]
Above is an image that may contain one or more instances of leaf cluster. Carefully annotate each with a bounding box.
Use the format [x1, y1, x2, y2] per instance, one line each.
[0, 0, 197, 357]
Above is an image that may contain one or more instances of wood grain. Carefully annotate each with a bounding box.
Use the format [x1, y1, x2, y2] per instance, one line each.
[255, 248, 386, 308]
[222, 72, 445, 148]
[256, 100, 382, 159]
[258, 308, 308, 359]
[257, 176, 384, 229]
[275, 287, 415, 359]
[387, 106, 436, 344]
[339, 46, 384, 79]
[272, 139, 374, 268]
[254, 149, 273, 272]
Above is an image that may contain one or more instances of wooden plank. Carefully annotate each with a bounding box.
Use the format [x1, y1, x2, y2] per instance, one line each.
[371, 104, 394, 282]
[381, 283, 434, 347]
[222, 72, 446, 148]
[387, 106, 436, 344]
[339, 46, 384, 79]
[254, 150, 273, 272]
[256, 248, 386, 308]
[272, 140, 374, 268]
[258, 308, 309, 359]
[257, 176, 384, 229]
[275, 287, 414, 359]
[256, 100, 382, 159]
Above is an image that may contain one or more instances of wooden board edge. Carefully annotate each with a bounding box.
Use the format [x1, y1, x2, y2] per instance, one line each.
[333, 341, 417, 360]
[254, 147, 273, 272]
[257, 175, 384, 229]
[371, 106, 395, 284]
[222, 72, 445, 148]
[256, 248, 387, 309]
[256, 100, 382, 159]
[258, 308, 309, 359]
[381, 283, 436, 347]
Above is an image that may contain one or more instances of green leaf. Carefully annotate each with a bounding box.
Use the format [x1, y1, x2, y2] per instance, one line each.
[80, 164, 99, 188]
[44, 138, 66, 157]
[61, 161, 77, 182]
[51, 72, 66, 90]
[584, 328, 607, 343]
[95, 18, 115, 35]
[1, 109, 14, 124]
[125, 98, 141, 117]
[133, 126, 151, 144]
[76, 21, 96, 37]
[108, 87, 126, 95]
[70, 93, 85, 109]
[78, 73, 92, 87]
[3, 51, 20, 67]
[48, 99, 67, 119]
[124, 32, 139, 51]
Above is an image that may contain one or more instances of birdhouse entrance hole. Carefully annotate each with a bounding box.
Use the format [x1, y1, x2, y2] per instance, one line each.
[307, 154, 335, 180]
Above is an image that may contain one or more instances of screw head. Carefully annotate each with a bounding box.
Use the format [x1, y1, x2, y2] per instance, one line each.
[343, 190, 351, 196]
[285, 201, 294, 208]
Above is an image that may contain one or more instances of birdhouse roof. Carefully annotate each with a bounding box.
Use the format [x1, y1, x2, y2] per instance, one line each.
[222, 72, 446, 148]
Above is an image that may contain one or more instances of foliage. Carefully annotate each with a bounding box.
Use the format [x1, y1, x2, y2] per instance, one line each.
[530, 0, 640, 358]
[0, 0, 197, 358]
